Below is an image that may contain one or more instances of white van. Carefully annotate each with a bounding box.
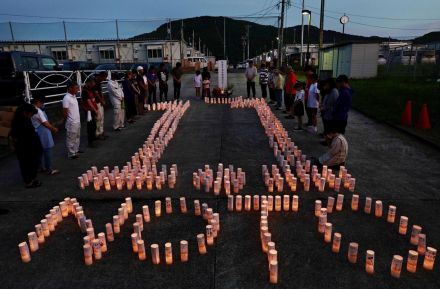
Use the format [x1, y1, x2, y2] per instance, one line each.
[187, 56, 208, 68]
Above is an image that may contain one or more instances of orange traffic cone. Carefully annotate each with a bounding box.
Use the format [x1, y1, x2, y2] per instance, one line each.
[401, 100, 412, 126]
[416, 104, 431, 130]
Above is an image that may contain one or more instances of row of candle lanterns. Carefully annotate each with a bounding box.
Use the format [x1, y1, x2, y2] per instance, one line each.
[227, 194, 299, 213]
[78, 100, 189, 191]
[204, 97, 232, 104]
[130, 197, 220, 264]
[145, 101, 173, 112]
[192, 163, 246, 195]
[18, 197, 95, 263]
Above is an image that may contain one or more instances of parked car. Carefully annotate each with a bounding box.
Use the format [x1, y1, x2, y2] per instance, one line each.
[0, 51, 62, 105]
[62, 61, 96, 71]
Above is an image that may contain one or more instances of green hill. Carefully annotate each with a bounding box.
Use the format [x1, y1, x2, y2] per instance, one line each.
[131, 16, 393, 64]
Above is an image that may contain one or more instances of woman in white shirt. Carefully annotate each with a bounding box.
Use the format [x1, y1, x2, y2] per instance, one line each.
[194, 70, 202, 98]
[306, 74, 320, 133]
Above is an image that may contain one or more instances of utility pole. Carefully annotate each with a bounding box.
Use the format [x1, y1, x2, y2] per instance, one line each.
[223, 17, 226, 59]
[180, 19, 184, 63]
[199, 37, 201, 52]
[300, 0, 305, 66]
[192, 30, 195, 49]
[241, 35, 247, 62]
[8, 21, 15, 45]
[246, 25, 250, 60]
[115, 19, 121, 68]
[319, 0, 325, 49]
[277, 0, 286, 68]
[62, 21, 69, 61]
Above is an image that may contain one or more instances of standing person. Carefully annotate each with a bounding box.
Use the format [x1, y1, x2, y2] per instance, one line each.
[81, 78, 100, 147]
[122, 71, 139, 124]
[201, 67, 211, 98]
[172, 62, 183, 100]
[194, 70, 202, 98]
[62, 82, 81, 159]
[268, 66, 276, 104]
[283, 66, 297, 114]
[273, 69, 284, 110]
[93, 71, 108, 140]
[10, 103, 43, 188]
[147, 66, 158, 105]
[321, 78, 339, 137]
[202, 74, 211, 99]
[136, 66, 148, 114]
[304, 66, 314, 126]
[31, 95, 59, 175]
[259, 63, 269, 100]
[158, 63, 169, 102]
[291, 82, 305, 130]
[245, 60, 257, 98]
[306, 73, 320, 133]
[333, 75, 353, 134]
[107, 72, 125, 131]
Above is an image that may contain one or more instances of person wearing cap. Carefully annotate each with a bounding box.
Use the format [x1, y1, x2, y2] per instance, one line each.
[10, 103, 43, 188]
[245, 60, 257, 98]
[93, 71, 108, 140]
[31, 95, 60, 175]
[62, 81, 81, 159]
[136, 66, 148, 114]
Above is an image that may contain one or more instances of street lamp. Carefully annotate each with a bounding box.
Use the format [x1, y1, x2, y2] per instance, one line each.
[302, 9, 311, 66]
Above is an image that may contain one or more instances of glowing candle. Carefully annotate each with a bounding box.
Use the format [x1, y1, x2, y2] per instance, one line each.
[315, 200, 322, 217]
[135, 176, 142, 190]
[92, 239, 102, 260]
[135, 214, 143, 232]
[180, 197, 187, 213]
[41, 219, 50, 237]
[113, 216, 120, 234]
[235, 195, 242, 212]
[407, 250, 418, 273]
[103, 177, 111, 191]
[390, 255, 403, 278]
[253, 195, 260, 211]
[283, 195, 290, 211]
[318, 177, 326, 192]
[263, 232, 272, 253]
[374, 200, 382, 218]
[137, 239, 146, 261]
[335, 178, 341, 192]
[324, 223, 332, 243]
[268, 249, 278, 266]
[206, 225, 214, 245]
[417, 234, 426, 256]
[46, 214, 55, 232]
[78, 177, 85, 189]
[327, 197, 335, 213]
[140, 206, 149, 223]
[318, 208, 328, 234]
[118, 208, 124, 225]
[194, 200, 201, 216]
[269, 260, 278, 284]
[165, 242, 173, 265]
[116, 177, 122, 190]
[150, 243, 160, 264]
[105, 223, 114, 242]
[166, 197, 172, 214]
[365, 250, 375, 274]
[18, 242, 31, 263]
[292, 195, 299, 212]
[83, 244, 92, 265]
[349, 178, 356, 192]
[410, 225, 422, 245]
[131, 233, 139, 253]
[60, 201, 68, 217]
[35, 224, 44, 244]
[155, 176, 162, 190]
[336, 194, 344, 211]
[87, 227, 95, 241]
[304, 176, 310, 192]
[267, 196, 274, 211]
[180, 240, 188, 262]
[398, 216, 408, 235]
[227, 195, 234, 211]
[244, 195, 251, 211]
[385, 205, 396, 223]
[423, 247, 436, 270]
[155, 200, 161, 217]
[351, 194, 359, 211]
[125, 197, 133, 213]
[275, 196, 281, 212]
[348, 242, 358, 264]
[26, 232, 38, 253]
[364, 197, 372, 214]
[197, 234, 207, 254]
[98, 232, 107, 253]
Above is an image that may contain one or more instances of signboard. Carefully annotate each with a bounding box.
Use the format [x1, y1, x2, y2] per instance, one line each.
[217, 60, 228, 91]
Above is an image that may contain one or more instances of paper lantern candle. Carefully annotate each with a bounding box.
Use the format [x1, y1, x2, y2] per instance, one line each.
[165, 242, 173, 265]
[348, 242, 358, 264]
[365, 250, 375, 274]
[327, 197, 335, 213]
[98, 232, 107, 253]
[417, 234, 427, 256]
[137, 239, 146, 261]
[314, 200, 322, 217]
[364, 197, 372, 214]
[407, 250, 418, 273]
[292, 195, 299, 212]
[28, 232, 39, 252]
[269, 260, 278, 284]
[336, 194, 344, 211]
[142, 205, 151, 222]
[410, 225, 422, 245]
[374, 200, 382, 218]
[18, 242, 31, 263]
[197, 234, 207, 254]
[390, 255, 403, 278]
[151, 244, 160, 264]
[423, 247, 436, 270]
[155, 200, 162, 217]
[206, 225, 214, 246]
[387, 205, 396, 223]
[351, 194, 359, 211]
[83, 244, 92, 265]
[113, 216, 120, 234]
[105, 223, 114, 242]
[180, 240, 188, 262]
[324, 223, 332, 243]
[399, 216, 408, 235]
[92, 239, 102, 260]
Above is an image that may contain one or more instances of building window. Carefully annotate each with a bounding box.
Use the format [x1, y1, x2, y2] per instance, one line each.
[99, 47, 115, 60]
[147, 48, 163, 59]
[52, 50, 67, 61]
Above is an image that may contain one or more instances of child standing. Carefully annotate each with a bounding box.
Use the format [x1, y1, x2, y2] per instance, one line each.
[292, 82, 305, 131]
[203, 75, 211, 98]
[194, 70, 202, 98]
[306, 74, 320, 133]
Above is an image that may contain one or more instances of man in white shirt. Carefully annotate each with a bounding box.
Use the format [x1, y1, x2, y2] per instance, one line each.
[107, 73, 125, 131]
[306, 74, 320, 133]
[62, 82, 81, 159]
[245, 60, 257, 98]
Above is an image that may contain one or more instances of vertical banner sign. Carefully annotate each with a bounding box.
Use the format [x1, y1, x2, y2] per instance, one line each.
[217, 60, 228, 91]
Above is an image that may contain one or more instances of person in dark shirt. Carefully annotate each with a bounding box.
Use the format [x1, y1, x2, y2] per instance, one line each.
[333, 75, 353, 134]
[93, 71, 107, 139]
[136, 66, 148, 114]
[147, 66, 158, 104]
[81, 78, 100, 147]
[158, 63, 169, 102]
[10, 103, 43, 188]
[172, 62, 183, 100]
[122, 70, 139, 123]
